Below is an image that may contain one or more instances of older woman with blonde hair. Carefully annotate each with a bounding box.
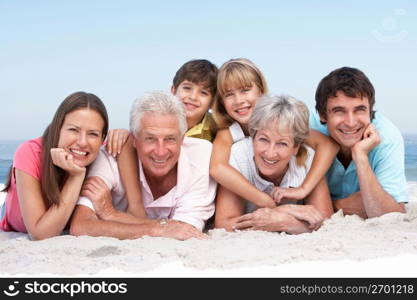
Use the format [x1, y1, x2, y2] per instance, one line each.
[215, 95, 334, 234]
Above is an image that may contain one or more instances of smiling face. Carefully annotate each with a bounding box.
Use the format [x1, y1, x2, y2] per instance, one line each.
[252, 122, 299, 185]
[172, 80, 213, 129]
[321, 91, 371, 153]
[57, 108, 105, 167]
[222, 83, 262, 126]
[134, 112, 183, 179]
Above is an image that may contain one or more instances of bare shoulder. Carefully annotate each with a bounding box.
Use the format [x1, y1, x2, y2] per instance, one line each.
[214, 128, 232, 142]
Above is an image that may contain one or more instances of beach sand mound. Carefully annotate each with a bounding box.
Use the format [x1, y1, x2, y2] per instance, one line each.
[1, 183, 417, 276]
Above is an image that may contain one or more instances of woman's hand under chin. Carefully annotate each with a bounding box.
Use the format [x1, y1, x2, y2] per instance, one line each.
[50, 148, 86, 176]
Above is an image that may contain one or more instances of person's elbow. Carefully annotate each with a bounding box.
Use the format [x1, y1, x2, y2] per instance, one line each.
[321, 206, 334, 219]
[391, 202, 406, 214]
[209, 160, 222, 179]
[28, 230, 60, 241]
[69, 218, 88, 236]
[69, 214, 99, 237]
[370, 202, 406, 218]
[69, 207, 96, 237]
[26, 222, 63, 241]
[214, 216, 234, 232]
[398, 203, 406, 213]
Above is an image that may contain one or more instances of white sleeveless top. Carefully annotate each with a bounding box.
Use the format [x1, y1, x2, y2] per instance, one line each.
[228, 122, 246, 143]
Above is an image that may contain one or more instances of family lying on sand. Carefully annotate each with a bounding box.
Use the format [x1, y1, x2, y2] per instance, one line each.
[0, 59, 408, 241]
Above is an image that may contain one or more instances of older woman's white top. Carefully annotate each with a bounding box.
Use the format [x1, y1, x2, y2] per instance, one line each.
[229, 137, 315, 213]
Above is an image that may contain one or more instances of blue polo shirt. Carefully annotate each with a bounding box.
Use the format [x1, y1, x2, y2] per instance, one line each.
[309, 111, 408, 203]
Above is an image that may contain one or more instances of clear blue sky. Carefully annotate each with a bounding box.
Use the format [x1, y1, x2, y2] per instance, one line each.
[1, 0, 416, 140]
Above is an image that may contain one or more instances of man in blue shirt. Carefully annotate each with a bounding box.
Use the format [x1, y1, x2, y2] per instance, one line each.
[310, 67, 408, 218]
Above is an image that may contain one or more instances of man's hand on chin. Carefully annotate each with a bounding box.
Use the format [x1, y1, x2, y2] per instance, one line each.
[352, 124, 381, 161]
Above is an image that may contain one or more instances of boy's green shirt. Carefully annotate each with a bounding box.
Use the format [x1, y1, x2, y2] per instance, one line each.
[186, 112, 216, 142]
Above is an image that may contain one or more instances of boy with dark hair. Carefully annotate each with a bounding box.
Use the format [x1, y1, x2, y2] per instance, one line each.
[310, 67, 408, 218]
[171, 59, 218, 141]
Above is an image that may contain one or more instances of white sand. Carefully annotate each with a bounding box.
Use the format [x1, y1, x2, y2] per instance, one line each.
[1, 182, 417, 277]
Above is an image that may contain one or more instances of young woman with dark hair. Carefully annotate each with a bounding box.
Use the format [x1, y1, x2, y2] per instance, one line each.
[0, 91, 109, 240]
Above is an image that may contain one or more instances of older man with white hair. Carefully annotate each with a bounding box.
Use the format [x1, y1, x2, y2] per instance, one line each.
[70, 91, 216, 240]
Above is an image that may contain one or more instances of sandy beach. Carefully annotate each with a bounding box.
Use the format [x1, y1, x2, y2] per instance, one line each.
[1, 182, 417, 277]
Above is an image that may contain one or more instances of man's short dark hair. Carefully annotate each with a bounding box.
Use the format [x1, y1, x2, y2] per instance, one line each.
[315, 67, 376, 122]
[172, 59, 218, 97]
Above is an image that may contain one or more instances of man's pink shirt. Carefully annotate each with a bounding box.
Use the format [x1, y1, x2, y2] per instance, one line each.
[77, 137, 217, 231]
